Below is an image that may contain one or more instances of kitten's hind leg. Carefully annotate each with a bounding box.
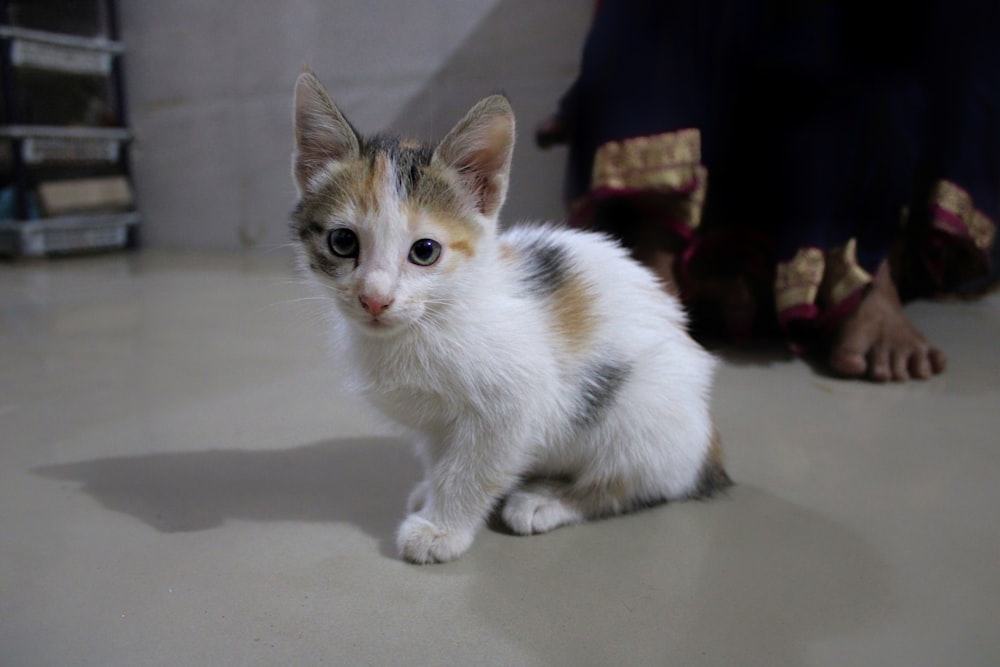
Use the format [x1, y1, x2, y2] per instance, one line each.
[502, 479, 586, 535]
[503, 474, 674, 535]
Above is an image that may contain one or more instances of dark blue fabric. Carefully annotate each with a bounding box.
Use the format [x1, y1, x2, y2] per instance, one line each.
[560, 0, 998, 280]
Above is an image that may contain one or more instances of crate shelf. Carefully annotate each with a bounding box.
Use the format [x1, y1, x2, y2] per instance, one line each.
[0, 0, 136, 257]
[0, 125, 131, 165]
[0, 210, 138, 256]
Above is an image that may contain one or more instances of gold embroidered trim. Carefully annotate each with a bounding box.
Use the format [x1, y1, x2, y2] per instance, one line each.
[824, 239, 872, 306]
[688, 165, 708, 228]
[591, 129, 703, 214]
[930, 179, 997, 251]
[969, 210, 996, 251]
[775, 247, 824, 312]
[774, 240, 873, 314]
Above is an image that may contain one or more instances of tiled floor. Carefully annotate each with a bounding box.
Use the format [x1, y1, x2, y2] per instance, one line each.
[2, 251, 998, 666]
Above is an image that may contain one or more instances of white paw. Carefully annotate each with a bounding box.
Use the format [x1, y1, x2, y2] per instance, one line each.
[406, 480, 431, 514]
[502, 489, 584, 535]
[396, 514, 474, 564]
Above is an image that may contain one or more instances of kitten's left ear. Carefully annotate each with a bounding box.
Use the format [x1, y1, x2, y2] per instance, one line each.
[432, 95, 515, 221]
[293, 71, 361, 194]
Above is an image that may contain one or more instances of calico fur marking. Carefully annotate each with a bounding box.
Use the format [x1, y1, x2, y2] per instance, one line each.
[448, 238, 476, 258]
[521, 243, 570, 297]
[291, 134, 485, 270]
[361, 134, 435, 198]
[550, 272, 598, 352]
[690, 425, 734, 499]
[575, 359, 633, 428]
[509, 238, 598, 351]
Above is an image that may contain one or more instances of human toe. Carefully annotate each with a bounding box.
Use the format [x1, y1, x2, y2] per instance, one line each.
[891, 349, 913, 381]
[910, 349, 933, 379]
[829, 349, 867, 377]
[929, 348, 948, 374]
[869, 345, 892, 382]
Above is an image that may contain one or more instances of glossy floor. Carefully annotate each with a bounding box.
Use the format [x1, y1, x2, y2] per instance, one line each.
[2, 252, 998, 666]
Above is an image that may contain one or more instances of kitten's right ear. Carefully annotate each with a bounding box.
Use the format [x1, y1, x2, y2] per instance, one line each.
[432, 95, 515, 221]
[293, 72, 360, 194]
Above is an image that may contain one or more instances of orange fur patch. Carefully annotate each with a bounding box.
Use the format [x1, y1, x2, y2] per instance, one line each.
[551, 274, 597, 353]
[450, 239, 475, 257]
[410, 208, 481, 264]
[709, 424, 725, 469]
[362, 155, 391, 214]
[499, 243, 516, 263]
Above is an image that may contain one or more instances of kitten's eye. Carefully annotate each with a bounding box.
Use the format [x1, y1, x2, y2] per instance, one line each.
[328, 228, 359, 258]
[408, 239, 441, 266]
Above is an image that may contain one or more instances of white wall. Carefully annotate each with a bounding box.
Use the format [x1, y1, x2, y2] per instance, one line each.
[119, 0, 591, 251]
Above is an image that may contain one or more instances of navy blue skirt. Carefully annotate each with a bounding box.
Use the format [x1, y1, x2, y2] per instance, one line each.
[556, 0, 998, 337]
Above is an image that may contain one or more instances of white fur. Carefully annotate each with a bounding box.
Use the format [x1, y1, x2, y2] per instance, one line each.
[292, 76, 720, 564]
[304, 223, 717, 564]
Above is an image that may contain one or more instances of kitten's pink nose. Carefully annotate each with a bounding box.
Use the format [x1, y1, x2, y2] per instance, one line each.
[359, 294, 393, 315]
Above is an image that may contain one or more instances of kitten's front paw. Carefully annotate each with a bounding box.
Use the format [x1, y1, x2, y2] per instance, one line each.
[396, 514, 474, 564]
[502, 488, 585, 535]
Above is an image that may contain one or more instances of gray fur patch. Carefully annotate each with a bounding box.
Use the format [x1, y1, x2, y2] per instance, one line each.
[575, 359, 633, 429]
[289, 201, 309, 240]
[520, 243, 570, 297]
[361, 134, 433, 196]
[689, 459, 734, 500]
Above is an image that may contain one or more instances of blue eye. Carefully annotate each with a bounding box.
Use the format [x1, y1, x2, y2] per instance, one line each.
[328, 228, 359, 258]
[408, 239, 441, 266]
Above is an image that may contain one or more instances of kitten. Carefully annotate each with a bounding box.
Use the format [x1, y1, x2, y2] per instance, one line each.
[290, 72, 731, 564]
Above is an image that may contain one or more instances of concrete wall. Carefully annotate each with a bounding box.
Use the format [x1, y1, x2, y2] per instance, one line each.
[118, 1, 591, 251]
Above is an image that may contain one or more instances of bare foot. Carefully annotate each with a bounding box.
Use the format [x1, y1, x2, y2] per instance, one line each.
[828, 261, 947, 382]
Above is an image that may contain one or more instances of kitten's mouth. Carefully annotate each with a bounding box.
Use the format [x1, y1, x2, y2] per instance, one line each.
[349, 304, 412, 335]
[361, 314, 401, 334]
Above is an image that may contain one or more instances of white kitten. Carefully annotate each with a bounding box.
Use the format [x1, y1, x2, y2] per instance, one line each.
[291, 72, 731, 564]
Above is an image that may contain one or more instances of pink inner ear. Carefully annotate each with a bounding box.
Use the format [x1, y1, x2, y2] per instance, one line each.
[439, 112, 513, 217]
[467, 116, 513, 172]
[293, 74, 359, 190]
[462, 148, 504, 216]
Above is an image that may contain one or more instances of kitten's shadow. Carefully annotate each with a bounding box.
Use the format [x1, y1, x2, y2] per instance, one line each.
[469, 485, 894, 666]
[32, 437, 420, 558]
